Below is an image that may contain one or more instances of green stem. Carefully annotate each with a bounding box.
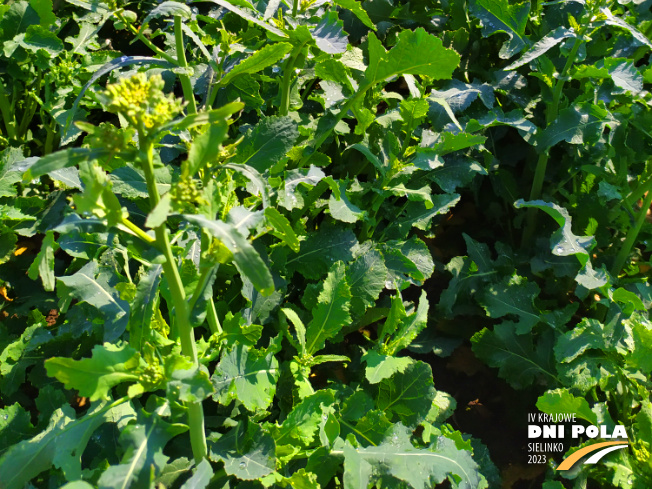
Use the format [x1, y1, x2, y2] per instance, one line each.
[140, 135, 207, 463]
[611, 176, 652, 277]
[119, 13, 178, 64]
[206, 298, 222, 334]
[120, 217, 157, 245]
[0, 81, 16, 140]
[279, 44, 304, 116]
[292, 0, 299, 16]
[174, 16, 197, 114]
[188, 264, 217, 314]
[522, 35, 584, 247]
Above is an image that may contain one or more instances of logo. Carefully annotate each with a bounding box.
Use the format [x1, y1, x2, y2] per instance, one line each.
[557, 441, 629, 471]
[527, 412, 629, 470]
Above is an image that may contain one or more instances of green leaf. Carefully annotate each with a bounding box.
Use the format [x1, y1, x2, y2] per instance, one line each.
[347, 247, 387, 316]
[305, 262, 352, 355]
[211, 344, 279, 411]
[469, 0, 530, 58]
[129, 265, 163, 352]
[378, 291, 407, 343]
[385, 193, 460, 237]
[221, 42, 293, 86]
[45, 343, 140, 401]
[271, 390, 336, 446]
[286, 226, 358, 279]
[220, 312, 264, 348]
[264, 207, 300, 252]
[27, 230, 58, 291]
[311, 11, 348, 54]
[471, 322, 558, 389]
[23, 148, 110, 181]
[362, 350, 414, 384]
[375, 360, 435, 426]
[536, 103, 616, 150]
[0, 1, 39, 40]
[167, 362, 214, 403]
[233, 116, 298, 173]
[20, 24, 63, 54]
[280, 165, 325, 210]
[187, 122, 228, 175]
[172, 103, 245, 131]
[329, 180, 364, 223]
[0, 404, 35, 455]
[57, 261, 130, 341]
[514, 200, 608, 289]
[333, 0, 375, 30]
[600, 6, 652, 49]
[204, 0, 287, 37]
[281, 308, 306, 356]
[28, 0, 55, 26]
[365, 28, 460, 83]
[0, 147, 25, 198]
[554, 318, 616, 364]
[342, 424, 483, 489]
[140, 1, 191, 33]
[384, 290, 429, 355]
[626, 315, 652, 374]
[477, 274, 541, 334]
[97, 410, 186, 489]
[505, 27, 576, 70]
[110, 164, 172, 200]
[536, 389, 598, 424]
[183, 215, 274, 296]
[0, 402, 136, 488]
[209, 422, 275, 481]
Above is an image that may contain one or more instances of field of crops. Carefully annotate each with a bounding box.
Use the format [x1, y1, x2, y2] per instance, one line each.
[1, 0, 651, 487]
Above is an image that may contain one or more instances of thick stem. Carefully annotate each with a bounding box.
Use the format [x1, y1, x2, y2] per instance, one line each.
[140, 136, 207, 462]
[611, 178, 652, 277]
[292, 0, 299, 16]
[522, 35, 583, 247]
[174, 16, 198, 114]
[279, 45, 304, 116]
[0, 81, 15, 140]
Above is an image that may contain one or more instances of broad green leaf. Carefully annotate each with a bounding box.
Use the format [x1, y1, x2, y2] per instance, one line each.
[626, 315, 652, 374]
[536, 389, 598, 424]
[433, 133, 487, 156]
[286, 226, 358, 279]
[469, 0, 530, 58]
[45, 343, 140, 401]
[362, 350, 414, 384]
[600, 6, 652, 49]
[20, 24, 64, 54]
[342, 424, 483, 489]
[305, 262, 352, 355]
[271, 390, 336, 446]
[514, 200, 608, 289]
[110, 165, 172, 199]
[0, 148, 25, 198]
[27, 230, 58, 291]
[365, 28, 460, 83]
[0, 402, 136, 488]
[347, 247, 387, 316]
[333, 0, 375, 30]
[382, 237, 435, 287]
[375, 360, 435, 426]
[220, 312, 264, 348]
[180, 460, 213, 489]
[384, 193, 460, 237]
[265, 207, 300, 252]
[471, 322, 558, 389]
[505, 27, 576, 70]
[281, 165, 326, 210]
[166, 362, 214, 403]
[49, 167, 83, 190]
[311, 11, 348, 54]
[23, 148, 111, 181]
[209, 422, 275, 480]
[0, 404, 34, 454]
[29, 0, 55, 26]
[384, 290, 429, 355]
[0, 324, 48, 396]
[554, 318, 616, 364]
[221, 43, 293, 86]
[187, 122, 228, 175]
[378, 291, 407, 343]
[233, 116, 298, 173]
[183, 215, 274, 296]
[536, 103, 616, 150]
[386, 183, 434, 208]
[57, 261, 130, 341]
[139, 1, 191, 33]
[329, 180, 364, 223]
[97, 411, 186, 489]
[0, 1, 39, 40]
[477, 274, 541, 334]
[211, 344, 279, 411]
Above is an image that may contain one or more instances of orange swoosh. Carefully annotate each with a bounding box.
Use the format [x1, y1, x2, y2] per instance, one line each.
[557, 441, 629, 470]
